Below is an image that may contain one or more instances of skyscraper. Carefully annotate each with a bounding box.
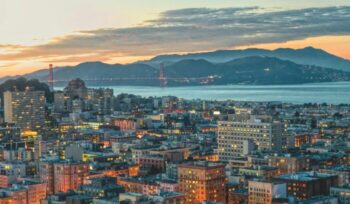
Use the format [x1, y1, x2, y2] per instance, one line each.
[4, 88, 46, 130]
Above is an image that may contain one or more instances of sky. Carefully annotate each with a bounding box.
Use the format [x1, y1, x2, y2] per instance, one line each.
[1, 0, 350, 77]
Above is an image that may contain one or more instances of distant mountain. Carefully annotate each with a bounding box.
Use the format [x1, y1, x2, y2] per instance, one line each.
[5, 56, 350, 86]
[145, 47, 350, 72]
[164, 56, 350, 85]
[7, 62, 159, 86]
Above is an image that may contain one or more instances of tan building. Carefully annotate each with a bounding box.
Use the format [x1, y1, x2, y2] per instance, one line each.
[4, 89, 46, 130]
[218, 116, 283, 161]
[248, 180, 287, 204]
[178, 161, 227, 204]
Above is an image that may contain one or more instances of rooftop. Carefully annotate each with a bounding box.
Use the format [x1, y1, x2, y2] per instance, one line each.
[275, 171, 337, 181]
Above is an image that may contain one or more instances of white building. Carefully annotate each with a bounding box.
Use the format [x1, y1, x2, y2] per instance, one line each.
[218, 116, 283, 161]
[4, 88, 46, 130]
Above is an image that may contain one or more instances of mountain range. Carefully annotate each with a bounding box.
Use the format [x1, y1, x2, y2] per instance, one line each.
[2, 47, 350, 86]
[146, 47, 350, 72]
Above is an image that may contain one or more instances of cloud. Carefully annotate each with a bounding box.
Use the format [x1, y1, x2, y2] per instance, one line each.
[1, 6, 350, 63]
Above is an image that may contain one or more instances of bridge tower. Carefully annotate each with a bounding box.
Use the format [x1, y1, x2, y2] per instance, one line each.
[159, 63, 167, 87]
[48, 64, 54, 91]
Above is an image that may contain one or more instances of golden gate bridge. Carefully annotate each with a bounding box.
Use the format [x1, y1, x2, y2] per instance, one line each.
[47, 63, 217, 89]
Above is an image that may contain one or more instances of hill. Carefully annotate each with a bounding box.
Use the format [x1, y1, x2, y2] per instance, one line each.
[146, 47, 350, 72]
[5, 56, 350, 86]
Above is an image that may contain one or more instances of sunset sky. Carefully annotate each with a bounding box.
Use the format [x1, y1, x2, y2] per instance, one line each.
[1, 0, 350, 77]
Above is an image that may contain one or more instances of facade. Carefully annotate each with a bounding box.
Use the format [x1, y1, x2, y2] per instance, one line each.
[117, 177, 159, 195]
[299, 196, 338, 204]
[273, 171, 338, 201]
[248, 180, 287, 204]
[177, 161, 226, 204]
[4, 89, 46, 130]
[113, 118, 137, 131]
[268, 155, 310, 175]
[53, 91, 66, 113]
[79, 177, 124, 199]
[330, 185, 350, 204]
[218, 117, 283, 160]
[54, 161, 89, 193]
[39, 161, 55, 195]
[239, 166, 278, 179]
[87, 88, 114, 115]
[0, 180, 46, 204]
[320, 166, 350, 186]
[40, 160, 89, 194]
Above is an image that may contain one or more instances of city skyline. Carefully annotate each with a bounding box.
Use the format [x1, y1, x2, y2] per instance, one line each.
[1, 0, 350, 77]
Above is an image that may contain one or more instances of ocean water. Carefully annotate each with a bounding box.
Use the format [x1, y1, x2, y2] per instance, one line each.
[57, 81, 350, 104]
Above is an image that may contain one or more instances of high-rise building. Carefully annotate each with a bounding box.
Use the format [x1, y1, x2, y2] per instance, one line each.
[53, 91, 65, 113]
[218, 116, 283, 161]
[4, 88, 46, 130]
[87, 88, 114, 115]
[248, 180, 287, 204]
[178, 161, 226, 204]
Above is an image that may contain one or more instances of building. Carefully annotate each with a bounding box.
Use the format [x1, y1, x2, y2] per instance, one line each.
[248, 180, 287, 204]
[299, 196, 338, 204]
[330, 185, 350, 204]
[113, 118, 138, 131]
[320, 166, 350, 186]
[40, 160, 89, 194]
[273, 171, 338, 201]
[39, 161, 55, 195]
[178, 161, 226, 204]
[149, 192, 186, 204]
[228, 189, 248, 204]
[78, 177, 124, 199]
[238, 166, 278, 179]
[117, 177, 159, 195]
[118, 192, 149, 204]
[4, 88, 46, 130]
[268, 154, 310, 175]
[19, 180, 47, 204]
[53, 91, 66, 113]
[64, 78, 88, 100]
[54, 161, 89, 194]
[0, 186, 27, 204]
[218, 116, 283, 160]
[0, 180, 46, 204]
[87, 88, 114, 115]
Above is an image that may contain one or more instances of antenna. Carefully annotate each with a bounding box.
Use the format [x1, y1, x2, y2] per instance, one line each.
[48, 64, 54, 91]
